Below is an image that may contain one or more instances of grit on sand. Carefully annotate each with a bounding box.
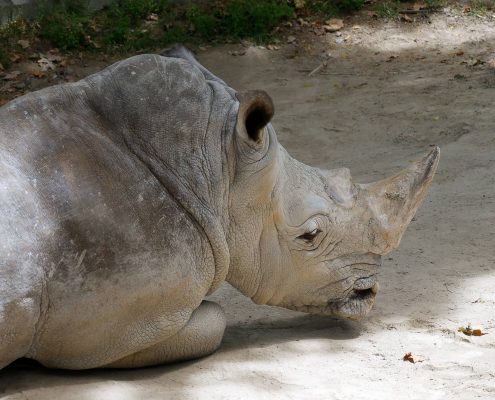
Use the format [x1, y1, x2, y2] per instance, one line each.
[1, 10, 494, 400]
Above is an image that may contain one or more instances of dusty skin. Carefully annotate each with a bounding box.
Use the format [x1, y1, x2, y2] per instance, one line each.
[1, 10, 495, 400]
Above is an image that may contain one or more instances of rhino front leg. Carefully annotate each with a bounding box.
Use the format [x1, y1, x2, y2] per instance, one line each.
[104, 301, 226, 368]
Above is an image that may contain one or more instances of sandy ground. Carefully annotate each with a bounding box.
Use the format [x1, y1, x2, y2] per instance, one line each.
[1, 9, 495, 400]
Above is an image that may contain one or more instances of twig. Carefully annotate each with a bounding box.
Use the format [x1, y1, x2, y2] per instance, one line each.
[307, 61, 328, 77]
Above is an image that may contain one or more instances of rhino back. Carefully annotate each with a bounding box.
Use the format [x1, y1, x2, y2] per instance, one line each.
[0, 65, 218, 368]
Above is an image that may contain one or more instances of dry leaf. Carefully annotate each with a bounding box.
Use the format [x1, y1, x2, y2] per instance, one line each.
[463, 5, 471, 12]
[401, 15, 413, 23]
[297, 17, 310, 27]
[403, 352, 425, 363]
[412, 2, 426, 10]
[324, 18, 344, 32]
[465, 58, 483, 67]
[37, 56, 55, 72]
[46, 52, 64, 63]
[17, 39, 30, 49]
[294, 0, 306, 9]
[2, 71, 22, 81]
[146, 13, 159, 21]
[31, 69, 45, 78]
[456, 50, 464, 56]
[10, 53, 21, 63]
[458, 325, 487, 336]
[228, 50, 246, 56]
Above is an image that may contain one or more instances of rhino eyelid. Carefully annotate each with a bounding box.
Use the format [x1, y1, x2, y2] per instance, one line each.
[297, 228, 322, 242]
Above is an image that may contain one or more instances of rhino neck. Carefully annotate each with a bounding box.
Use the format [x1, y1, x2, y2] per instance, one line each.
[85, 54, 237, 294]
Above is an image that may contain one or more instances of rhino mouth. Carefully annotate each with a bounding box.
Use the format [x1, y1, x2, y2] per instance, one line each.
[329, 280, 379, 320]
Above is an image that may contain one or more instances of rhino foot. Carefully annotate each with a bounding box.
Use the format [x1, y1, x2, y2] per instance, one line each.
[103, 301, 226, 368]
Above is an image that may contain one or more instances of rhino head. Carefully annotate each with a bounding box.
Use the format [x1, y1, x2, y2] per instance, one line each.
[225, 90, 439, 320]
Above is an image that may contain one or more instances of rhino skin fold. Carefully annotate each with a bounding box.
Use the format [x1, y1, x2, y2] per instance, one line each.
[0, 46, 439, 370]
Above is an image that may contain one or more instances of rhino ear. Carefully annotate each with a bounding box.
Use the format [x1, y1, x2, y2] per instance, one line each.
[235, 90, 274, 146]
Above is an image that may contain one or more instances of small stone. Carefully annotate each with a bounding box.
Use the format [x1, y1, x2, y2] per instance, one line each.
[287, 35, 296, 44]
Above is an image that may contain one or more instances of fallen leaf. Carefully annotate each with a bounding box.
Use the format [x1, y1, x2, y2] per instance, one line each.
[147, 13, 159, 21]
[37, 56, 55, 71]
[458, 325, 487, 336]
[10, 53, 21, 63]
[267, 44, 280, 50]
[456, 50, 464, 56]
[403, 352, 425, 363]
[294, 0, 305, 9]
[297, 17, 310, 27]
[401, 14, 413, 22]
[324, 18, 344, 32]
[287, 35, 296, 43]
[228, 50, 246, 56]
[17, 39, 30, 49]
[412, 2, 426, 10]
[312, 26, 326, 36]
[464, 58, 484, 67]
[2, 70, 22, 81]
[31, 69, 45, 78]
[463, 5, 471, 13]
[46, 51, 64, 63]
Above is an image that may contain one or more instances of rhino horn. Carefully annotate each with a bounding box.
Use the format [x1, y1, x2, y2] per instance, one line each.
[361, 146, 440, 254]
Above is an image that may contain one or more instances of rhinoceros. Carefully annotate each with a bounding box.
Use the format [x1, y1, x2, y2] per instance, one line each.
[0, 46, 439, 370]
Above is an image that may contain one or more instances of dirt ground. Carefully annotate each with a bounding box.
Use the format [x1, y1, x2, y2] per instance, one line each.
[1, 8, 495, 400]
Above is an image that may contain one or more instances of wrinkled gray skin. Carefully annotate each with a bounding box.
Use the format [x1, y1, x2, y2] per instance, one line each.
[0, 46, 439, 370]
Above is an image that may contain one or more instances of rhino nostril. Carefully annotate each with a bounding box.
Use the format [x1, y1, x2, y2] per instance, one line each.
[353, 282, 379, 299]
[353, 288, 374, 299]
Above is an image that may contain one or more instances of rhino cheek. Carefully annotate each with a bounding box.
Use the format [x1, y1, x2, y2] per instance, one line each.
[270, 260, 353, 310]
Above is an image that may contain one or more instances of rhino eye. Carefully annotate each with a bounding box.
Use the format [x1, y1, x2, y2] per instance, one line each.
[297, 228, 321, 242]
